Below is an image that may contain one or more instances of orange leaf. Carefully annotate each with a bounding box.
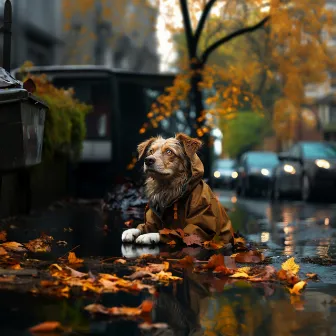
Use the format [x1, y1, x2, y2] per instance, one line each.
[289, 281, 307, 295]
[9, 263, 21, 270]
[68, 252, 84, 264]
[213, 265, 234, 275]
[167, 240, 176, 246]
[203, 240, 225, 250]
[1, 242, 27, 252]
[206, 254, 225, 269]
[0, 230, 7, 241]
[182, 234, 202, 246]
[124, 220, 133, 227]
[232, 250, 265, 264]
[176, 255, 195, 267]
[140, 300, 154, 313]
[0, 246, 7, 256]
[114, 259, 127, 264]
[29, 321, 63, 333]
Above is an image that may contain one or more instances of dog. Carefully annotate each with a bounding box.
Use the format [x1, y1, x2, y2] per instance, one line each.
[121, 133, 234, 246]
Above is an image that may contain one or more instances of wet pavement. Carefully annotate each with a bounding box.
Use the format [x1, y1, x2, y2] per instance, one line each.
[0, 190, 335, 336]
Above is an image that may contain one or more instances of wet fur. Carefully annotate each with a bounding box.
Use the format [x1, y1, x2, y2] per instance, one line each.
[138, 134, 200, 211]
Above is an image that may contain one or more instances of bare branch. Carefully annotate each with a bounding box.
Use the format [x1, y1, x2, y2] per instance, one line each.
[194, 0, 217, 48]
[201, 16, 270, 65]
[179, 0, 196, 58]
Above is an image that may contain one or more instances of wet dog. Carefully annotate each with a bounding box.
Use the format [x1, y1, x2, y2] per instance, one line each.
[121, 133, 233, 245]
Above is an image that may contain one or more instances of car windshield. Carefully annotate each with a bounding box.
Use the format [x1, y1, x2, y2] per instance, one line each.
[302, 143, 336, 159]
[216, 160, 234, 169]
[246, 153, 279, 166]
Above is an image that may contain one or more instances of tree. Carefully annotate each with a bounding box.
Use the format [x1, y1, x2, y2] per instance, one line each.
[220, 111, 270, 158]
[140, 0, 336, 178]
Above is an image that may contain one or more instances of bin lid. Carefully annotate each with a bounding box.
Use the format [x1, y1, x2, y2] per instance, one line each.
[0, 88, 48, 108]
[0, 67, 22, 89]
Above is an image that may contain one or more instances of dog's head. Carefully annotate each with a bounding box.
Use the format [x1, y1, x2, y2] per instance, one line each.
[137, 133, 202, 180]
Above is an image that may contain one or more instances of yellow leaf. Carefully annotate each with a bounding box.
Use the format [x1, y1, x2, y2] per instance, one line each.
[281, 257, 300, 275]
[236, 267, 251, 274]
[230, 272, 250, 278]
[68, 252, 84, 264]
[289, 281, 307, 295]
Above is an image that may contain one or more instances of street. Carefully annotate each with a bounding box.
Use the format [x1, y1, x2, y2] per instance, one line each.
[0, 191, 335, 335]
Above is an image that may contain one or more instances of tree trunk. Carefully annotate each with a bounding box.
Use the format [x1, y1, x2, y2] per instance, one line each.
[190, 62, 212, 184]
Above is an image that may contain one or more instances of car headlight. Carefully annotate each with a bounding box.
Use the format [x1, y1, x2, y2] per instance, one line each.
[261, 168, 270, 176]
[231, 171, 238, 179]
[283, 164, 296, 174]
[315, 159, 330, 169]
[214, 171, 221, 178]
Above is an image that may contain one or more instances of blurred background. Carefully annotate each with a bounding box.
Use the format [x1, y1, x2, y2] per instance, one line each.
[2, 0, 336, 201]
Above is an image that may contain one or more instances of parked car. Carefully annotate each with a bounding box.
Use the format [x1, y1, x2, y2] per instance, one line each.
[269, 141, 336, 201]
[211, 158, 238, 189]
[236, 151, 279, 197]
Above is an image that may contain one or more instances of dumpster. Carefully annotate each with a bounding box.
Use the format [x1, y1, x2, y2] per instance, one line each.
[0, 87, 47, 171]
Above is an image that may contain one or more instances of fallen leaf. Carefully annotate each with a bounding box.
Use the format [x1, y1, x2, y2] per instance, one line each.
[233, 236, 248, 251]
[25, 235, 53, 253]
[56, 240, 68, 246]
[237, 267, 251, 274]
[0, 230, 7, 241]
[282, 257, 300, 275]
[1, 242, 27, 252]
[114, 259, 127, 264]
[140, 300, 153, 313]
[230, 272, 250, 278]
[29, 321, 63, 333]
[206, 254, 225, 269]
[124, 219, 134, 227]
[9, 263, 21, 270]
[203, 240, 225, 250]
[289, 281, 307, 295]
[232, 250, 265, 264]
[135, 261, 169, 273]
[306, 273, 318, 280]
[139, 322, 168, 330]
[126, 271, 153, 280]
[183, 234, 203, 246]
[249, 265, 277, 282]
[159, 228, 183, 239]
[0, 246, 7, 256]
[213, 265, 234, 275]
[176, 255, 195, 267]
[67, 252, 84, 264]
[167, 240, 176, 246]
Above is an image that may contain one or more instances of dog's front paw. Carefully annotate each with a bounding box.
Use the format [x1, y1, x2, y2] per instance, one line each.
[135, 233, 160, 245]
[121, 228, 141, 243]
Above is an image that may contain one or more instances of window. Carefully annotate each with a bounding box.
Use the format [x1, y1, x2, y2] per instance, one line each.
[330, 105, 336, 122]
[302, 143, 336, 159]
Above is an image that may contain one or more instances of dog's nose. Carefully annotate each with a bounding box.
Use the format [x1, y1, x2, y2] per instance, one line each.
[145, 157, 155, 166]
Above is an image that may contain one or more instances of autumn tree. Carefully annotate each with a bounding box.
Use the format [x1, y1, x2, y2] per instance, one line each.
[139, 0, 336, 178]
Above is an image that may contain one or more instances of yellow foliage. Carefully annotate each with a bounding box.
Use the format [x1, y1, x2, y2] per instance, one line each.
[281, 257, 300, 275]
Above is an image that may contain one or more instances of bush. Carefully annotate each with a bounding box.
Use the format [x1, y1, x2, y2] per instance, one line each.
[20, 62, 91, 161]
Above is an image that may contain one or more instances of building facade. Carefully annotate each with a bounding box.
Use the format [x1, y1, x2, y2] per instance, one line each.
[0, 0, 63, 69]
[61, 0, 159, 73]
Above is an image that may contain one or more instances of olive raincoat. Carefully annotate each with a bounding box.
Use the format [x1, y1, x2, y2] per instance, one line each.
[137, 148, 234, 245]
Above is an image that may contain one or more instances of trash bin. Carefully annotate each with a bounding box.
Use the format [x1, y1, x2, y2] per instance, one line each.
[0, 88, 47, 171]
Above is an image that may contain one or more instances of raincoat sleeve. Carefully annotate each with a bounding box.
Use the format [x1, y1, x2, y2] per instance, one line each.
[136, 207, 162, 234]
[183, 182, 234, 244]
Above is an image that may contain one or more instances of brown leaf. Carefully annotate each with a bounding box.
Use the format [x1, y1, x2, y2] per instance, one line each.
[135, 261, 169, 273]
[0, 230, 7, 242]
[306, 273, 318, 280]
[25, 235, 53, 253]
[232, 250, 265, 264]
[167, 240, 177, 246]
[140, 300, 154, 313]
[176, 255, 195, 267]
[67, 252, 84, 264]
[233, 236, 248, 251]
[159, 228, 183, 239]
[213, 265, 234, 275]
[9, 263, 21, 270]
[206, 254, 225, 269]
[203, 240, 225, 250]
[183, 234, 202, 246]
[126, 271, 153, 280]
[29, 321, 63, 333]
[1, 242, 27, 252]
[277, 269, 300, 285]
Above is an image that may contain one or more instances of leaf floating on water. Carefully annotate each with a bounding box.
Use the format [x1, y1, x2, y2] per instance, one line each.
[230, 272, 250, 278]
[237, 267, 251, 274]
[206, 254, 225, 269]
[232, 250, 265, 264]
[306, 273, 319, 280]
[1, 242, 27, 252]
[67, 252, 84, 264]
[282, 257, 300, 275]
[213, 265, 234, 276]
[29, 321, 63, 333]
[289, 281, 307, 295]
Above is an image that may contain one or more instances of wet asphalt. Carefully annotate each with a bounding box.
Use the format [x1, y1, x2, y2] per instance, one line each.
[0, 189, 335, 335]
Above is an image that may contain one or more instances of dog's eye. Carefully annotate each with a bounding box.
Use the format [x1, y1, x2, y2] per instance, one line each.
[148, 149, 154, 156]
[165, 149, 173, 155]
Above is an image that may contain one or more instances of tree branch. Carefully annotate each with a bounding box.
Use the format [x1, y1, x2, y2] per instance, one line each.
[200, 16, 270, 65]
[194, 0, 217, 48]
[179, 0, 195, 59]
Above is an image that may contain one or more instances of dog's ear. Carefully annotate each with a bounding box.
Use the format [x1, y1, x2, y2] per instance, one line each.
[176, 133, 202, 158]
[137, 137, 156, 160]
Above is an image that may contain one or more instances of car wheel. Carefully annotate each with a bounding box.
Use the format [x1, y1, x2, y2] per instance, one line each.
[302, 174, 314, 202]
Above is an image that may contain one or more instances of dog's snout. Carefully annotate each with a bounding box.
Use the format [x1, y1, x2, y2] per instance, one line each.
[145, 157, 156, 166]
